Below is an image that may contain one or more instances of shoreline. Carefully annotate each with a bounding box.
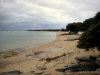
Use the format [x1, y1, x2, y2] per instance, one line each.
[0, 31, 61, 68]
[0, 31, 100, 75]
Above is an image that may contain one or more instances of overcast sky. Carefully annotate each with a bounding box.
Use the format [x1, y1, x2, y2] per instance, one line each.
[0, 0, 100, 30]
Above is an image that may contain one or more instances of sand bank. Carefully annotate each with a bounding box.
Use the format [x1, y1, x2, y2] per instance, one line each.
[0, 31, 100, 75]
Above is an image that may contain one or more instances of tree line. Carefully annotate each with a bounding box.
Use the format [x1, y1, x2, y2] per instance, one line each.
[66, 11, 100, 50]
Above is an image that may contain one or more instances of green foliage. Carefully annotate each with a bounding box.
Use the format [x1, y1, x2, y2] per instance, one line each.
[66, 11, 100, 32]
[77, 11, 100, 50]
[95, 11, 100, 20]
[77, 23, 100, 50]
[66, 11, 100, 50]
[81, 18, 94, 31]
[66, 22, 82, 32]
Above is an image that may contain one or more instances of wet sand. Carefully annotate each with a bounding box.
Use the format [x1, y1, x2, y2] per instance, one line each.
[0, 31, 100, 75]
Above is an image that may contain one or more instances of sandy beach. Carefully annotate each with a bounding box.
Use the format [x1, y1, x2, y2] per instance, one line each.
[0, 31, 100, 75]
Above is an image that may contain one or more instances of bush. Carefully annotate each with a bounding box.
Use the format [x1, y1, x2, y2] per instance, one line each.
[77, 23, 100, 50]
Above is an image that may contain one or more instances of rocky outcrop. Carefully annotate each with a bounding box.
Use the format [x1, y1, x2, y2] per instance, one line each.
[55, 67, 68, 72]
[36, 66, 46, 70]
[34, 70, 44, 74]
[75, 57, 90, 62]
[3, 52, 17, 58]
[64, 61, 79, 68]
[0, 70, 21, 75]
[55, 56, 100, 74]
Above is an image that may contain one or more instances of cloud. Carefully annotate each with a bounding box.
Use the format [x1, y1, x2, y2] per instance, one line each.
[0, 0, 100, 30]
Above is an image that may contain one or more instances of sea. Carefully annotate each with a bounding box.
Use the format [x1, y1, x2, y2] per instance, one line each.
[0, 31, 57, 52]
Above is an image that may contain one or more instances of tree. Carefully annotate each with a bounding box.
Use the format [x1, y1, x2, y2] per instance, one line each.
[66, 11, 100, 51]
[95, 11, 100, 20]
[77, 23, 100, 50]
[66, 22, 82, 32]
[81, 18, 94, 31]
[77, 11, 100, 50]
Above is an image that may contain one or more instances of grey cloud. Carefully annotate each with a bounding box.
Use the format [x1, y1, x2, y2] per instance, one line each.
[0, 0, 100, 30]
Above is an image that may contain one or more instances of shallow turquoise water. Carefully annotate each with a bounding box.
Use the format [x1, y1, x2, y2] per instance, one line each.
[0, 31, 56, 52]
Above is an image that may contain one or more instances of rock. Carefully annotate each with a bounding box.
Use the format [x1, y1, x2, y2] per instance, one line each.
[64, 61, 79, 68]
[96, 68, 100, 71]
[34, 71, 44, 74]
[96, 68, 100, 75]
[34, 51, 44, 55]
[78, 61, 99, 71]
[36, 66, 46, 70]
[3, 56, 11, 58]
[75, 57, 90, 62]
[95, 58, 100, 66]
[26, 54, 33, 57]
[64, 70, 71, 74]
[71, 61, 79, 65]
[57, 70, 72, 75]
[67, 60, 100, 72]
[55, 67, 68, 72]
[42, 73, 51, 75]
[0, 70, 21, 75]
[89, 56, 97, 61]
[64, 64, 73, 68]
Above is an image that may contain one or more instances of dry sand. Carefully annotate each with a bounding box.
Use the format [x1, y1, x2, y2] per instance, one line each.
[0, 31, 100, 75]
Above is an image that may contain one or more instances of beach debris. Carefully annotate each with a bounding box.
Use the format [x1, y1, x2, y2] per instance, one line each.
[3, 52, 17, 58]
[34, 70, 44, 74]
[34, 51, 44, 55]
[39, 58, 46, 61]
[63, 46, 66, 49]
[75, 57, 90, 62]
[36, 66, 46, 70]
[0, 70, 21, 75]
[26, 54, 33, 57]
[46, 53, 66, 62]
